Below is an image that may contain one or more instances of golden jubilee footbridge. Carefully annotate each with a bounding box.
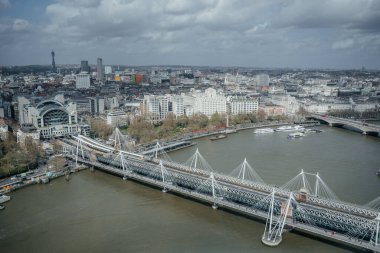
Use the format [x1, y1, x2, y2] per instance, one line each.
[57, 133, 380, 252]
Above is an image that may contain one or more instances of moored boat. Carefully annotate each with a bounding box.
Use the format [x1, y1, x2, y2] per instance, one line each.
[254, 128, 274, 134]
[210, 134, 227, 140]
[288, 132, 305, 138]
[276, 125, 305, 132]
[275, 126, 294, 132]
[0, 194, 11, 204]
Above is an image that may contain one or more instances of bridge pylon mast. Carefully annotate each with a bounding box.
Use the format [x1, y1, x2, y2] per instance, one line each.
[75, 138, 85, 167]
[375, 213, 380, 246]
[119, 152, 128, 180]
[263, 189, 276, 240]
[160, 160, 168, 193]
[154, 141, 160, 159]
[315, 172, 320, 197]
[194, 148, 199, 169]
[262, 192, 294, 247]
[241, 158, 247, 182]
[301, 169, 306, 189]
[210, 172, 218, 209]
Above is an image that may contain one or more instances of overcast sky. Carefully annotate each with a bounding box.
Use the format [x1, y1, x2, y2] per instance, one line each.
[0, 0, 379, 69]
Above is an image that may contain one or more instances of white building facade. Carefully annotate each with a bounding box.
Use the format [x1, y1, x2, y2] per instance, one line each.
[106, 110, 129, 127]
[142, 95, 170, 122]
[16, 124, 40, 145]
[193, 88, 226, 117]
[171, 95, 184, 118]
[76, 72, 91, 89]
[227, 96, 258, 115]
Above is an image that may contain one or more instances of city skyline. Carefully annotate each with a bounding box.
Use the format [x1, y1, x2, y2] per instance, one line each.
[0, 0, 380, 69]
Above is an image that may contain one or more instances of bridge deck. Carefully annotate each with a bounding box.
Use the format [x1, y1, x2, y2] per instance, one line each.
[310, 114, 380, 135]
[69, 154, 380, 252]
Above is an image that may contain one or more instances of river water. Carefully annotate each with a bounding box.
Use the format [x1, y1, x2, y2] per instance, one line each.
[1, 126, 379, 253]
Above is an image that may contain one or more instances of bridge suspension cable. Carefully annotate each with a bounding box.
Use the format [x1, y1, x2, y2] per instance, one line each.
[228, 158, 265, 184]
[159, 160, 172, 193]
[108, 152, 131, 179]
[152, 141, 174, 163]
[184, 148, 214, 172]
[280, 170, 339, 200]
[365, 196, 380, 212]
[109, 127, 130, 151]
[75, 138, 85, 167]
[194, 171, 224, 208]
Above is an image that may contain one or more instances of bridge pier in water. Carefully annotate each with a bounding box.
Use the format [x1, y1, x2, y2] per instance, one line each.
[261, 190, 295, 247]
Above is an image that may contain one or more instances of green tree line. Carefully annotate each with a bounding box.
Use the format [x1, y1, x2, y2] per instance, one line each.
[0, 135, 45, 178]
[128, 112, 266, 144]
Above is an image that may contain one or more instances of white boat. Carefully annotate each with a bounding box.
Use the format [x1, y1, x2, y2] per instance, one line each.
[275, 126, 294, 132]
[0, 194, 11, 204]
[276, 125, 305, 132]
[288, 132, 305, 138]
[254, 128, 274, 134]
[293, 125, 305, 131]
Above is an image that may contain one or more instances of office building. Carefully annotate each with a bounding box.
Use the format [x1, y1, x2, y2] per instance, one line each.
[97, 58, 104, 81]
[106, 110, 128, 127]
[193, 88, 226, 117]
[227, 95, 258, 115]
[142, 95, 170, 122]
[76, 72, 91, 89]
[80, 60, 90, 73]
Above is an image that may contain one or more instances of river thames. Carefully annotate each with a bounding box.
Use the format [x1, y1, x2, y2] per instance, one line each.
[1, 125, 379, 253]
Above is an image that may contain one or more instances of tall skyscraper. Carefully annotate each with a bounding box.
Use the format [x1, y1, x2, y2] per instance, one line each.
[96, 58, 104, 81]
[80, 60, 90, 73]
[51, 50, 57, 73]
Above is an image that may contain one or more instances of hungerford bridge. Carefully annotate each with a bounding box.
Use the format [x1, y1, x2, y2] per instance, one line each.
[58, 133, 380, 252]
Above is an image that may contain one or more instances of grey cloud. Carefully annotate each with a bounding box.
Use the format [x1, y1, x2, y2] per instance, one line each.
[0, 18, 31, 33]
[0, 0, 379, 68]
[332, 38, 354, 49]
[0, 0, 10, 9]
[273, 0, 380, 32]
[58, 0, 103, 8]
